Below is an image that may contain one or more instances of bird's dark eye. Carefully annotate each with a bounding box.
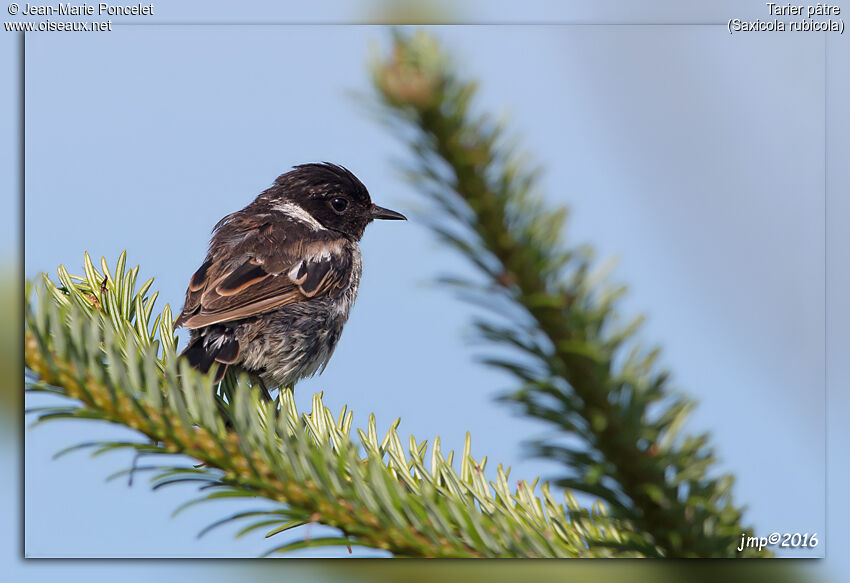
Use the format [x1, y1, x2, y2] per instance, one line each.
[330, 197, 349, 213]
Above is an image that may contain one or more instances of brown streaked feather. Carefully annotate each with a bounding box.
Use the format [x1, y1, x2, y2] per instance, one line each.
[291, 261, 309, 285]
[189, 259, 212, 292]
[299, 260, 332, 297]
[216, 262, 268, 296]
[179, 288, 304, 329]
[176, 218, 353, 330]
[214, 338, 240, 364]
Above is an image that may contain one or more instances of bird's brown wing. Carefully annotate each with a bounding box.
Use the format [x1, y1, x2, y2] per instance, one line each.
[175, 218, 353, 330]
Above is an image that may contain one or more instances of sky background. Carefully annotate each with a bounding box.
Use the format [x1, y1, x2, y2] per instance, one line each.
[3, 1, 849, 580]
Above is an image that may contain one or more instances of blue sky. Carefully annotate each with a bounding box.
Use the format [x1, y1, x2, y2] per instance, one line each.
[5, 3, 848, 579]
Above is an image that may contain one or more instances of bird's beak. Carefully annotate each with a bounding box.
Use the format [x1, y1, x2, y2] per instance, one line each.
[371, 204, 407, 221]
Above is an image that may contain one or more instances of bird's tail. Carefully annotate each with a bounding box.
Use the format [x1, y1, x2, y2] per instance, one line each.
[180, 325, 240, 383]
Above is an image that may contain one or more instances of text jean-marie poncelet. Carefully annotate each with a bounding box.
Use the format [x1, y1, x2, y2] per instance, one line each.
[20, 2, 153, 16]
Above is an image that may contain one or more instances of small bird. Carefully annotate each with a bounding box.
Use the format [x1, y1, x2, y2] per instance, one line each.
[175, 163, 406, 392]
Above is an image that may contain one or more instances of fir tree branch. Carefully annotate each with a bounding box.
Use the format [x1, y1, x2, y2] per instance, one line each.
[25, 251, 639, 557]
[370, 30, 760, 558]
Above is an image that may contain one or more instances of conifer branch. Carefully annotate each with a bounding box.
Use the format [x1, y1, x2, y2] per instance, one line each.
[370, 30, 760, 558]
[25, 251, 637, 557]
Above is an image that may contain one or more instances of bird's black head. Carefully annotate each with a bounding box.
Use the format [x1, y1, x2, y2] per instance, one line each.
[260, 163, 406, 240]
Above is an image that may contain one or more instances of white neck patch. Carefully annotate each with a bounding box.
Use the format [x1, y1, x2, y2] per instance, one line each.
[273, 201, 326, 231]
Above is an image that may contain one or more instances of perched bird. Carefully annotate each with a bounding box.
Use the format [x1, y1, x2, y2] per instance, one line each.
[175, 163, 406, 391]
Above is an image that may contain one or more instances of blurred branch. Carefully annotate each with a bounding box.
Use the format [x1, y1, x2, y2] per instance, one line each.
[25, 251, 637, 557]
[370, 30, 760, 558]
